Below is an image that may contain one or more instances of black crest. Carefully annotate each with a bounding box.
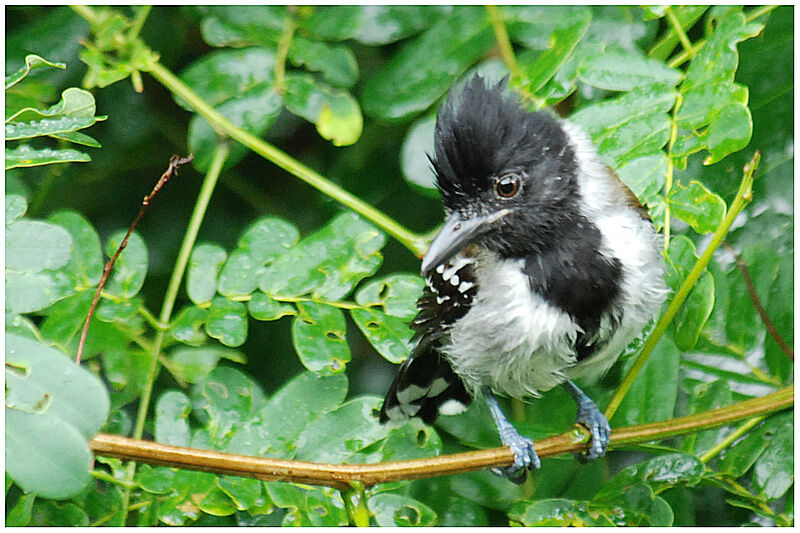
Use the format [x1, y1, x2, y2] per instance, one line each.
[431, 75, 574, 211]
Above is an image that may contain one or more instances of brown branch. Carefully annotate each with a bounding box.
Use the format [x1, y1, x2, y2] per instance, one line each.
[724, 241, 794, 360]
[75, 155, 193, 364]
[90, 386, 793, 490]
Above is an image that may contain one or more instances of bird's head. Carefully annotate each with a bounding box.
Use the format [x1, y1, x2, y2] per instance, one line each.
[422, 75, 582, 276]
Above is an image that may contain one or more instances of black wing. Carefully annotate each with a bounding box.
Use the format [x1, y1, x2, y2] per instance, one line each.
[379, 256, 478, 424]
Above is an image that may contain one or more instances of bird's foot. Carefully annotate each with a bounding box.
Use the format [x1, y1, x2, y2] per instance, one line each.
[574, 399, 611, 463]
[490, 426, 541, 484]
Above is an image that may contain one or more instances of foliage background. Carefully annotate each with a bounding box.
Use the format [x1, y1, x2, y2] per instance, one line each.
[4, 5, 793, 527]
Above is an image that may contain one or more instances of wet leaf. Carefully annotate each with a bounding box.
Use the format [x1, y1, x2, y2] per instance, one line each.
[284, 73, 362, 146]
[205, 296, 248, 347]
[578, 47, 682, 91]
[718, 412, 790, 479]
[167, 346, 246, 385]
[680, 380, 731, 456]
[369, 493, 438, 526]
[155, 390, 192, 446]
[752, 413, 793, 500]
[361, 7, 494, 122]
[294, 396, 389, 463]
[596, 453, 705, 500]
[668, 181, 726, 234]
[194, 366, 266, 444]
[5, 145, 91, 169]
[48, 210, 104, 287]
[354, 5, 453, 45]
[351, 307, 414, 364]
[104, 230, 147, 299]
[291, 302, 350, 374]
[509, 498, 615, 526]
[6, 194, 27, 225]
[248, 291, 296, 321]
[187, 244, 226, 306]
[169, 305, 209, 346]
[260, 371, 348, 456]
[5, 269, 72, 314]
[6, 219, 72, 272]
[614, 336, 680, 425]
[5, 54, 65, 89]
[265, 482, 348, 526]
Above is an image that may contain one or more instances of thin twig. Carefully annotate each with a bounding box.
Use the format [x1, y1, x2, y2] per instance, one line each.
[724, 241, 794, 359]
[89, 385, 792, 490]
[75, 154, 192, 364]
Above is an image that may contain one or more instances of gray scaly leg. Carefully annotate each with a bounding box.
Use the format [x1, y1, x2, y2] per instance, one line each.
[562, 379, 611, 462]
[484, 389, 540, 484]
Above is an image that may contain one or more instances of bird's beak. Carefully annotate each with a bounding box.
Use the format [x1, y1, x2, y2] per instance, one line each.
[421, 209, 511, 276]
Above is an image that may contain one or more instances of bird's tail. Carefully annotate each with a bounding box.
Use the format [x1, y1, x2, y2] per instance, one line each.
[379, 344, 472, 424]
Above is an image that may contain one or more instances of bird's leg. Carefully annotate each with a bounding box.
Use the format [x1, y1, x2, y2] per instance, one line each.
[484, 388, 540, 484]
[562, 379, 611, 462]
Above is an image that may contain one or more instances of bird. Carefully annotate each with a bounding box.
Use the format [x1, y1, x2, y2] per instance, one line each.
[379, 74, 668, 483]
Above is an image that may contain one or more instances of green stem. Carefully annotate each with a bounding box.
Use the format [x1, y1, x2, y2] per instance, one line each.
[70, 4, 99, 24]
[127, 5, 152, 41]
[342, 482, 371, 527]
[663, 92, 682, 249]
[700, 415, 764, 464]
[91, 469, 136, 489]
[146, 62, 429, 258]
[274, 14, 295, 95]
[120, 143, 230, 521]
[485, 5, 519, 78]
[664, 6, 695, 58]
[272, 294, 364, 311]
[746, 4, 778, 22]
[605, 152, 759, 421]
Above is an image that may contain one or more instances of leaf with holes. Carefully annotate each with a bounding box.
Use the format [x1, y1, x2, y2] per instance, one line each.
[595, 453, 705, 501]
[194, 366, 266, 445]
[369, 493, 438, 527]
[205, 296, 248, 348]
[752, 412, 793, 500]
[291, 302, 350, 374]
[260, 212, 385, 301]
[260, 371, 348, 457]
[169, 305, 208, 346]
[5, 333, 109, 499]
[355, 273, 426, 321]
[294, 396, 389, 463]
[350, 418, 442, 463]
[265, 482, 348, 526]
[718, 412, 791, 479]
[680, 379, 732, 457]
[351, 307, 415, 364]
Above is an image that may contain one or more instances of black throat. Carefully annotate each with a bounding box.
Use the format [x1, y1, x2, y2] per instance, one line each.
[522, 218, 622, 360]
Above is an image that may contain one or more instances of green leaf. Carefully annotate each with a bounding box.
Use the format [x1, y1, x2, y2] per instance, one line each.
[515, 11, 591, 95]
[39, 291, 93, 345]
[48, 130, 101, 148]
[400, 114, 437, 193]
[5, 116, 99, 141]
[166, 346, 246, 385]
[509, 499, 615, 526]
[288, 36, 358, 88]
[260, 212, 385, 300]
[361, 7, 494, 122]
[616, 153, 668, 206]
[614, 335, 680, 425]
[104, 230, 147, 298]
[294, 395, 389, 463]
[187, 243, 227, 306]
[291, 301, 350, 374]
[570, 84, 677, 137]
[194, 366, 266, 444]
[296, 6, 361, 41]
[205, 295, 248, 347]
[752, 412, 793, 500]
[763, 254, 792, 382]
[169, 305, 209, 346]
[7, 87, 100, 123]
[351, 418, 441, 463]
[578, 47, 682, 91]
[218, 217, 300, 298]
[5, 219, 72, 272]
[664, 235, 699, 291]
[260, 371, 348, 456]
[284, 73, 362, 146]
[595, 453, 705, 501]
[351, 307, 414, 364]
[369, 493, 438, 526]
[96, 296, 144, 326]
[265, 482, 348, 526]
[198, 6, 287, 47]
[353, 6, 453, 45]
[6, 492, 36, 526]
[672, 270, 714, 351]
[180, 47, 282, 171]
[5, 145, 91, 169]
[28, 500, 89, 527]
[718, 412, 790, 479]
[48, 210, 104, 286]
[5, 54, 66, 89]
[355, 274, 425, 321]
[680, 379, 732, 456]
[5, 269, 72, 314]
[155, 390, 192, 446]
[248, 291, 296, 321]
[668, 181, 726, 234]
[677, 81, 748, 130]
[6, 194, 27, 225]
[217, 475, 262, 511]
[5, 333, 109, 499]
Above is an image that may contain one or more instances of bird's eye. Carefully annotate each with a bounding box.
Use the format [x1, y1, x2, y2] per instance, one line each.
[495, 173, 521, 198]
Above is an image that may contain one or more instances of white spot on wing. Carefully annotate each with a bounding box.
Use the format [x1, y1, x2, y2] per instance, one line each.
[438, 399, 468, 416]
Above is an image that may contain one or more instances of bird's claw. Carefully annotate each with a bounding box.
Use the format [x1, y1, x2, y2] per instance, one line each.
[575, 403, 611, 463]
[493, 429, 540, 484]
